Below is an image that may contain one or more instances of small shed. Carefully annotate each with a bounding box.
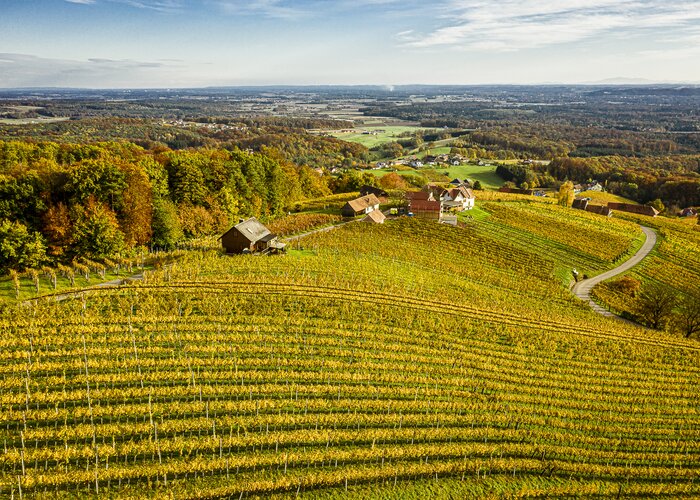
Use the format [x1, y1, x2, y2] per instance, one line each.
[341, 194, 381, 217]
[220, 217, 286, 254]
[363, 210, 386, 224]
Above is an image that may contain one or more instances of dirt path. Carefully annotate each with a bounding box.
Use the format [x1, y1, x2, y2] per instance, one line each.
[571, 226, 657, 318]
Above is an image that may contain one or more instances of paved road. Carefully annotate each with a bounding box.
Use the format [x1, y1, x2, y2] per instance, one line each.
[571, 226, 656, 318]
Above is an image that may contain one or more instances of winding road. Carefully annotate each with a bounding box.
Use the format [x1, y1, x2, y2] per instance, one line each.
[571, 226, 657, 318]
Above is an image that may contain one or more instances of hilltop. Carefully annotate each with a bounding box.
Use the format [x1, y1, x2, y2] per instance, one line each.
[2, 197, 699, 498]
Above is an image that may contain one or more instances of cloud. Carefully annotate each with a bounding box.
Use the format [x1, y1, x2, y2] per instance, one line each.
[213, 0, 310, 19]
[0, 53, 180, 88]
[400, 0, 700, 51]
[64, 0, 182, 12]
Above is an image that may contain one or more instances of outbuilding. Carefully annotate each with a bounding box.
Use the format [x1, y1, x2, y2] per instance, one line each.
[220, 217, 286, 254]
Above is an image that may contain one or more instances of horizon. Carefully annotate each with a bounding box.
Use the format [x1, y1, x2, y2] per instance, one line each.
[2, 0, 700, 88]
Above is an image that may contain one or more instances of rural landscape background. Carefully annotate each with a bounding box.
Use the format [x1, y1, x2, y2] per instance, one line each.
[1, 0, 700, 498]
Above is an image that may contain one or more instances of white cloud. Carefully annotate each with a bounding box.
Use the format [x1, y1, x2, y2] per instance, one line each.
[401, 0, 700, 51]
[0, 53, 190, 88]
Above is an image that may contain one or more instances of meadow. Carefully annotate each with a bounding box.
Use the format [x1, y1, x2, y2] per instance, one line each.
[1, 202, 699, 498]
[329, 126, 430, 149]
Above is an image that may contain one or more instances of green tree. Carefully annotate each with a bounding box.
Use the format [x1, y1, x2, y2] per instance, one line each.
[151, 199, 183, 250]
[71, 199, 124, 259]
[0, 220, 47, 272]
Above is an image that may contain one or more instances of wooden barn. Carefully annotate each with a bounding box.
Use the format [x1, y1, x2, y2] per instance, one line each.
[341, 194, 381, 217]
[220, 218, 286, 254]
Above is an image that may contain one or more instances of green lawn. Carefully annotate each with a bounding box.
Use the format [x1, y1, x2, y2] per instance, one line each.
[431, 164, 503, 189]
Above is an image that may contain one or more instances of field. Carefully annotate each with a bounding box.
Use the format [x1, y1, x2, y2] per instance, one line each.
[329, 126, 431, 148]
[592, 214, 700, 317]
[371, 164, 503, 189]
[2, 203, 699, 498]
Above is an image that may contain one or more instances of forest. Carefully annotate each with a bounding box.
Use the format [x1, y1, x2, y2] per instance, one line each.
[0, 140, 340, 272]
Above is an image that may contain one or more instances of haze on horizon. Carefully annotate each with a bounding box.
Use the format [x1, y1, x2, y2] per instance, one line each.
[2, 0, 700, 89]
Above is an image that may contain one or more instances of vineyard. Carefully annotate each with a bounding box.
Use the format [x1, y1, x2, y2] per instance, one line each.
[592, 214, 700, 318]
[1, 218, 700, 498]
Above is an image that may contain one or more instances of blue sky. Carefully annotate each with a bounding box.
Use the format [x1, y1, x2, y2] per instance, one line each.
[1, 0, 700, 87]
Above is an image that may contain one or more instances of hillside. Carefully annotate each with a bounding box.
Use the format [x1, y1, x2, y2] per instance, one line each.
[2, 209, 699, 498]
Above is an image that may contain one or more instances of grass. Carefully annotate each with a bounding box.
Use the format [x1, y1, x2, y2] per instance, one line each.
[329, 126, 434, 148]
[577, 190, 639, 205]
[0, 268, 140, 304]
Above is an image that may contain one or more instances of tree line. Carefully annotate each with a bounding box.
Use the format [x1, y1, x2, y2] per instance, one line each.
[0, 140, 331, 272]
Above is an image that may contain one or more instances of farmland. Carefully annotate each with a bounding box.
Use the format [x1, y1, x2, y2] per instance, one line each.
[2, 209, 699, 498]
[328, 126, 431, 149]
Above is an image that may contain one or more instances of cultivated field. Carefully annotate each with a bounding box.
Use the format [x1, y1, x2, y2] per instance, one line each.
[2, 213, 699, 498]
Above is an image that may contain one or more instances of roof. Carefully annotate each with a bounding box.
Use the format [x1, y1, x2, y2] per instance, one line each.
[410, 199, 441, 212]
[406, 190, 435, 201]
[608, 203, 659, 216]
[346, 194, 381, 212]
[363, 210, 386, 223]
[450, 178, 464, 185]
[359, 185, 388, 197]
[224, 217, 271, 243]
[448, 186, 474, 200]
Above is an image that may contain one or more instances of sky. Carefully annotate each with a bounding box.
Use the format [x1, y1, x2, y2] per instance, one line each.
[1, 0, 700, 87]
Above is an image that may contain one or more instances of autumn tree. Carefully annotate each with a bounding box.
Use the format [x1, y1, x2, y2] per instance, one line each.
[673, 295, 700, 338]
[120, 164, 153, 247]
[635, 283, 677, 330]
[42, 203, 73, 257]
[558, 181, 575, 207]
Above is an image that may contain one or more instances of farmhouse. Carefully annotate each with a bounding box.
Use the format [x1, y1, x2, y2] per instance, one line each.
[220, 217, 286, 254]
[442, 186, 475, 211]
[607, 202, 659, 217]
[680, 207, 697, 217]
[341, 194, 381, 217]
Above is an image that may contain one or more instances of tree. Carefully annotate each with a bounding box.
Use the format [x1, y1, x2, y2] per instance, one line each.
[646, 198, 665, 214]
[472, 180, 483, 190]
[379, 172, 409, 190]
[71, 199, 124, 260]
[558, 181, 574, 207]
[673, 295, 700, 338]
[0, 219, 47, 272]
[151, 198, 183, 250]
[635, 283, 677, 330]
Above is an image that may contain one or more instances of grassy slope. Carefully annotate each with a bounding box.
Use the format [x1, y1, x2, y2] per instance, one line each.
[2, 206, 699, 498]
